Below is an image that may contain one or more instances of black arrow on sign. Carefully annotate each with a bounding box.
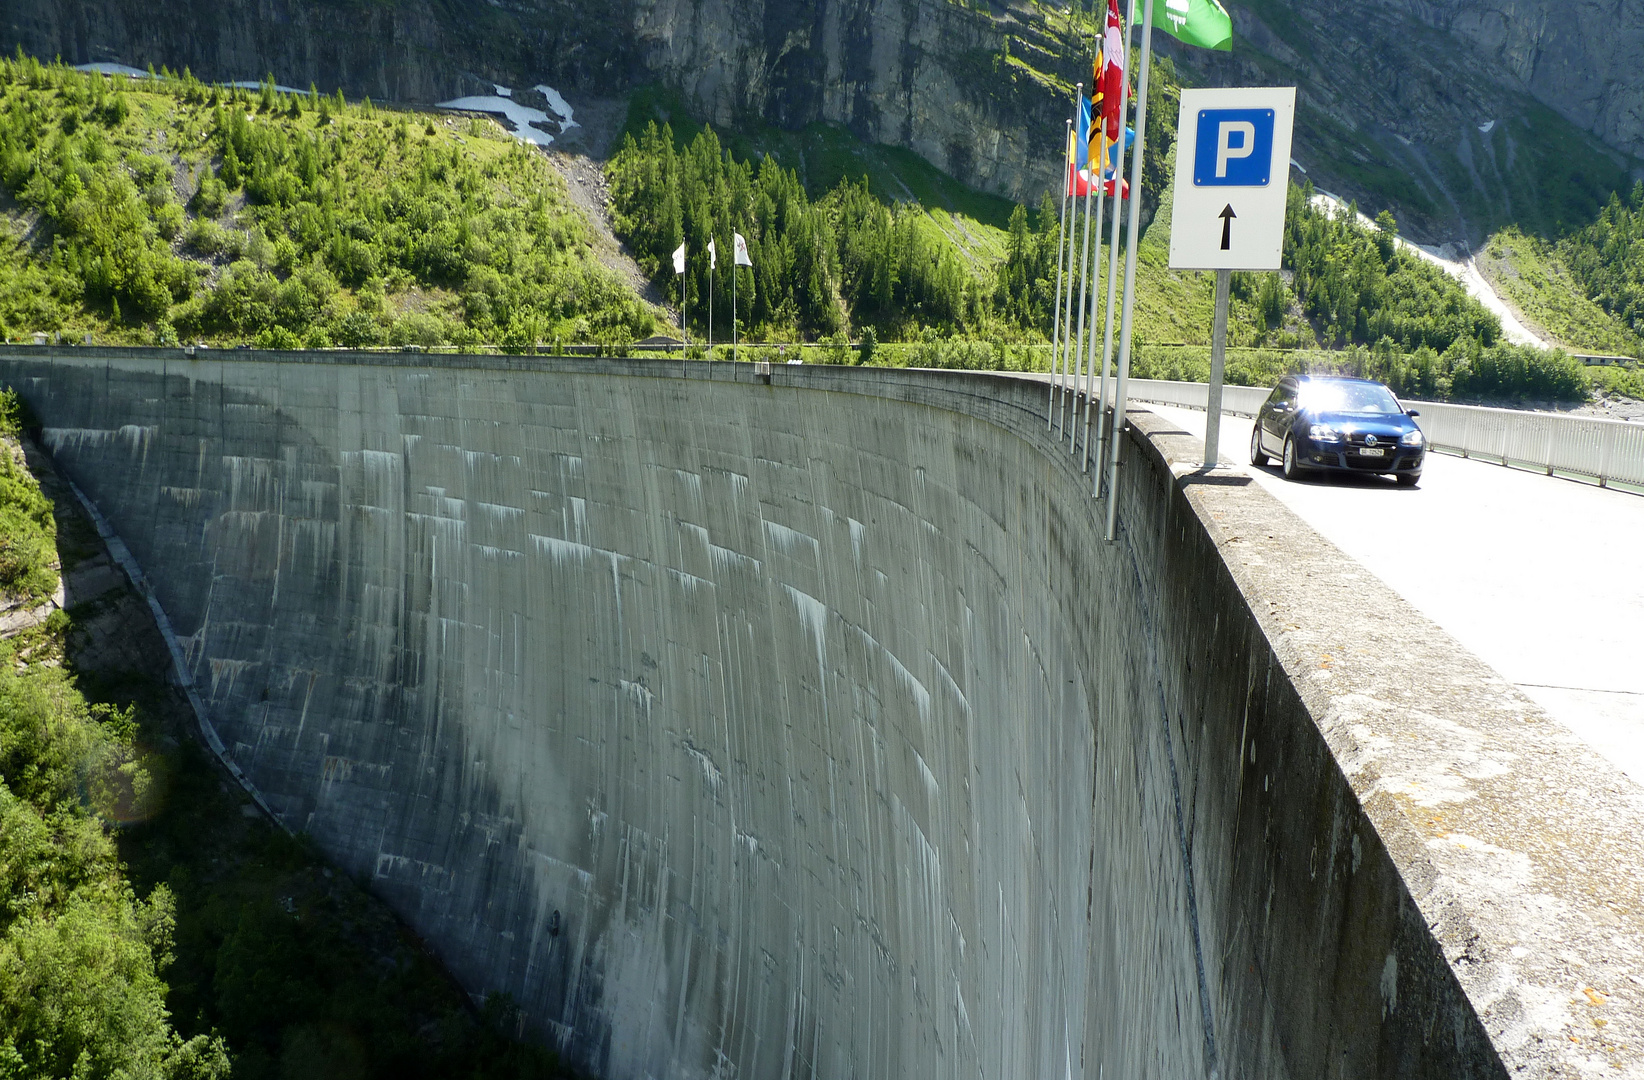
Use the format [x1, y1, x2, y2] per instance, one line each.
[1219, 204, 1236, 250]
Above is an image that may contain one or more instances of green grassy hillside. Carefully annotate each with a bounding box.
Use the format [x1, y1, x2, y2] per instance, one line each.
[0, 53, 1630, 406]
[610, 67, 1596, 405]
[623, 85, 1021, 230]
[0, 58, 655, 349]
[1477, 227, 1644, 359]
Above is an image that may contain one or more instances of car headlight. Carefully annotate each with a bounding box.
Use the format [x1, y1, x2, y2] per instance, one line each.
[1309, 424, 1342, 442]
[1401, 429, 1424, 447]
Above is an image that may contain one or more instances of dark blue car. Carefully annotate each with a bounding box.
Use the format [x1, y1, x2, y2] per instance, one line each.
[1250, 375, 1426, 486]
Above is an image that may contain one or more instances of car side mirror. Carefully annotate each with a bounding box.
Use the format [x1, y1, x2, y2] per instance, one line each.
[1406, 409, 1420, 417]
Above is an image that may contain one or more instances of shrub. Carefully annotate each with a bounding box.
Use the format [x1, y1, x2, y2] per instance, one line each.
[0, 390, 56, 599]
[189, 175, 228, 218]
[335, 310, 383, 347]
[0, 410, 230, 1080]
[254, 325, 301, 349]
[388, 311, 446, 347]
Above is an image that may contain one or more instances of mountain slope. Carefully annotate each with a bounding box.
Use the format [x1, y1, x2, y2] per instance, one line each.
[6, 1, 1642, 244]
[0, 60, 656, 347]
[1168, 0, 1643, 244]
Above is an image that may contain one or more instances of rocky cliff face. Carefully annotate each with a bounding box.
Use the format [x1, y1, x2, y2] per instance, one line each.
[1437, 0, 1644, 161]
[5, 0, 1641, 238]
[1, 0, 637, 103]
[626, 0, 1070, 201]
[2, 0, 1076, 201]
[1160, 0, 1644, 240]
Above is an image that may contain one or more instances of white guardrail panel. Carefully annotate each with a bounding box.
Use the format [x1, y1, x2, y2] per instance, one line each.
[1124, 380, 1644, 489]
[1125, 379, 1269, 417]
[1404, 400, 1644, 488]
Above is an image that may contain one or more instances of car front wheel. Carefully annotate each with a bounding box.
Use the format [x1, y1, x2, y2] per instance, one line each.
[1250, 425, 1269, 466]
[1282, 435, 1306, 481]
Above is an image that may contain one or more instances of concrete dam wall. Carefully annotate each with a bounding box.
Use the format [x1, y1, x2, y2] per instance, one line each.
[8, 347, 1622, 1079]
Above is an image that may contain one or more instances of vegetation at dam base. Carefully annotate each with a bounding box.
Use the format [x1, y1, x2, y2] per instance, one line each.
[0, 390, 228, 1080]
[0, 389, 576, 1080]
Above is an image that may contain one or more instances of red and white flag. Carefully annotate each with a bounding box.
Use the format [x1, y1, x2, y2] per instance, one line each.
[1101, 0, 1126, 148]
[1066, 1, 1129, 200]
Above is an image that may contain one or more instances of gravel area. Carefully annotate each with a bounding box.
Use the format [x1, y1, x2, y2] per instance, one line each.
[539, 96, 674, 324]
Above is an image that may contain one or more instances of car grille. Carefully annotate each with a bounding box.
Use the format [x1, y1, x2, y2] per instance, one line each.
[1345, 453, 1395, 470]
[1340, 431, 1407, 470]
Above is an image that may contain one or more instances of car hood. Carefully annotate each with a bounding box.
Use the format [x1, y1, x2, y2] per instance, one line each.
[1305, 410, 1419, 437]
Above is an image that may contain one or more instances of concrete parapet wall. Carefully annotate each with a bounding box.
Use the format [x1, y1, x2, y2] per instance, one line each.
[2, 346, 1637, 1078]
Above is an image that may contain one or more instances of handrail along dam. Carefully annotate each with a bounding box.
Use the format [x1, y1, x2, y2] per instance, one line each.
[4, 347, 1642, 1079]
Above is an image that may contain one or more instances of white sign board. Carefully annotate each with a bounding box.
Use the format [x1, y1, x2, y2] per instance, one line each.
[1168, 86, 1296, 271]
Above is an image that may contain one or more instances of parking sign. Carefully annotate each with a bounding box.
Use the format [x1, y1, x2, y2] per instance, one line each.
[1193, 108, 1275, 187]
[1169, 87, 1296, 270]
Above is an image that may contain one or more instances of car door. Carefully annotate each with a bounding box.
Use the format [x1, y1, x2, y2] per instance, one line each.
[1259, 381, 1294, 455]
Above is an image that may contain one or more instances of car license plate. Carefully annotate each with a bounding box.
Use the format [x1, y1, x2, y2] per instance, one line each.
[1358, 447, 1386, 457]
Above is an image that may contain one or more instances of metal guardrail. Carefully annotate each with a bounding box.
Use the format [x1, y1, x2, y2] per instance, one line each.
[1126, 379, 1271, 419]
[1405, 400, 1644, 490]
[1125, 379, 1644, 491]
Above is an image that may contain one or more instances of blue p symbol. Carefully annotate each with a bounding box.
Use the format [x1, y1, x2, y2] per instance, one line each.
[1194, 109, 1275, 187]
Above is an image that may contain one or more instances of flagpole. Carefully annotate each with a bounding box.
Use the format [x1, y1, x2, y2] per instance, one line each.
[1081, 13, 1115, 472]
[709, 247, 714, 361]
[1057, 82, 1084, 436]
[1095, 0, 1136, 492]
[1071, 118, 1095, 456]
[1106, 0, 1155, 540]
[1081, 162, 1106, 469]
[1077, 23, 1114, 463]
[1063, 164, 1084, 436]
[682, 251, 689, 377]
[733, 259, 737, 362]
[1048, 117, 1072, 430]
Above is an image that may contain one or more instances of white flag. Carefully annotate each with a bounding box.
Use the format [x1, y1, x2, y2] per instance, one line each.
[672, 243, 685, 274]
[707, 238, 717, 270]
[734, 232, 753, 267]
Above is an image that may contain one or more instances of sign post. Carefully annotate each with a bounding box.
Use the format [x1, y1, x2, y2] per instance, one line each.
[1168, 86, 1296, 466]
[1206, 268, 1230, 463]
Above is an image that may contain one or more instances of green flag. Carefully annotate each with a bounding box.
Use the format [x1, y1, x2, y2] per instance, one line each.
[1153, 0, 1233, 51]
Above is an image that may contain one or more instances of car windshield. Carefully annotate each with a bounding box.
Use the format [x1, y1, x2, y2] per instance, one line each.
[1300, 381, 1402, 414]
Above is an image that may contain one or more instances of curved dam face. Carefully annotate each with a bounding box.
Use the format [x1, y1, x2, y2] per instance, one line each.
[0, 351, 1508, 1079]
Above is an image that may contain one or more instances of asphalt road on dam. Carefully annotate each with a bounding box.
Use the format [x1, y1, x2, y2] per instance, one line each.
[1145, 402, 1644, 790]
